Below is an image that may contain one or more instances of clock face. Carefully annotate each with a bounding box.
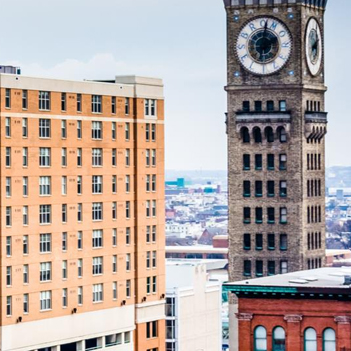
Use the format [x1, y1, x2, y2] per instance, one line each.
[306, 18, 323, 76]
[236, 17, 292, 76]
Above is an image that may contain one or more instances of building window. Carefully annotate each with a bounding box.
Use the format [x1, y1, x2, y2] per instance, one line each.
[304, 328, 317, 351]
[22, 147, 28, 167]
[40, 262, 52, 282]
[5, 88, 11, 108]
[146, 321, 158, 339]
[92, 121, 103, 139]
[125, 149, 130, 166]
[112, 202, 117, 219]
[5, 147, 11, 167]
[112, 175, 117, 193]
[23, 264, 29, 284]
[126, 227, 131, 245]
[152, 225, 157, 242]
[62, 204, 67, 223]
[39, 205, 51, 224]
[62, 261, 67, 279]
[23, 176, 28, 196]
[256, 260, 263, 277]
[267, 100, 274, 111]
[323, 328, 336, 351]
[279, 154, 287, 170]
[39, 176, 51, 196]
[6, 207, 11, 226]
[23, 235, 29, 254]
[243, 154, 250, 170]
[23, 294, 29, 314]
[22, 117, 28, 137]
[243, 260, 251, 276]
[6, 236, 11, 256]
[77, 231, 83, 249]
[265, 126, 274, 142]
[280, 181, 287, 197]
[92, 175, 103, 194]
[243, 180, 251, 197]
[125, 98, 130, 115]
[280, 260, 288, 274]
[111, 97, 116, 114]
[254, 326, 267, 351]
[5, 177, 11, 197]
[6, 266, 11, 286]
[126, 201, 130, 219]
[77, 148, 82, 166]
[267, 181, 275, 197]
[280, 234, 288, 251]
[125, 122, 130, 140]
[92, 229, 103, 248]
[61, 93, 67, 111]
[243, 207, 251, 224]
[112, 228, 117, 246]
[39, 119, 51, 138]
[112, 255, 117, 273]
[278, 127, 287, 142]
[77, 176, 82, 195]
[146, 252, 151, 269]
[113, 282, 117, 300]
[78, 259, 83, 278]
[279, 100, 287, 112]
[255, 154, 262, 170]
[241, 127, 250, 143]
[145, 99, 157, 116]
[152, 276, 157, 293]
[39, 147, 51, 167]
[78, 286, 83, 305]
[93, 284, 103, 302]
[40, 291, 52, 311]
[268, 261, 275, 276]
[39, 91, 50, 110]
[242, 101, 250, 112]
[61, 148, 67, 166]
[273, 327, 286, 351]
[5, 117, 11, 137]
[77, 203, 83, 222]
[61, 120, 67, 138]
[62, 232, 67, 251]
[61, 176, 67, 195]
[126, 280, 131, 298]
[77, 94, 82, 112]
[126, 254, 131, 271]
[92, 148, 103, 166]
[92, 257, 103, 275]
[40, 233, 51, 253]
[243, 233, 251, 250]
[22, 90, 28, 109]
[6, 296, 12, 316]
[254, 100, 262, 112]
[112, 148, 117, 166]
[255, 234, 263, 250]
[255, 207, 263, 224]
[280, 208, 287, 224]
[267, 207, 275, 224]
[255, 181, 263, 197]
[152, 200, 156, 217]
[62, 288, 68, 308]
[267, 233, 275, 250]
[92, 95, 102, 113]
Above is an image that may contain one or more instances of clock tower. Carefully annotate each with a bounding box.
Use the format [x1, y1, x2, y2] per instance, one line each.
[223, 0, 328, 284]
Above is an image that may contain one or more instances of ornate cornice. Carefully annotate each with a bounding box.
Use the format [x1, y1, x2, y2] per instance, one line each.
[223, 0, 328, 9]
[284, 314, 303, 323]
[236, 313, 254, 321]
[334, 316, 351, 325]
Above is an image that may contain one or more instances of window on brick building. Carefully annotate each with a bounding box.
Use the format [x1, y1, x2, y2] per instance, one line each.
[267, 207, 275, 224]
[323, 328, 336, 351]
[255, 234, 263, 250]
[255, 207, 263, 224]
[267, 100, 274, 111]
[254, 326, 267, 351]
[253, 127, 262, 143]
[267, 234, 275, 250]
[304, 328, 317, 351]
[254, 101, 262, 112]
[243, 181, 251, 197]
[243, 234, 251, 250]
[267, 181, 275, 197]
[273, 327, 286, 351]
[280, 234, 288, 251]
[267, 154, 274, 170]
[243, 154, 250, 170]
[255, 181, 262, 197]
[256, 260, 263, 277]
[243, 260, 251, 277]
[243, 207, 251, 224]
[241, 127, 250, 143]
[268, 261, 275, 276]
[242, 101, 250, 112]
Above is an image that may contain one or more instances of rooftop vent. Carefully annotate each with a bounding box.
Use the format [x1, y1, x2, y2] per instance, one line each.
[289, 279, 308, 284]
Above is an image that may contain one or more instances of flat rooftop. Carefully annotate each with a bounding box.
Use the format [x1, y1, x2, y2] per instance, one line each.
[223, 267, 351, 300]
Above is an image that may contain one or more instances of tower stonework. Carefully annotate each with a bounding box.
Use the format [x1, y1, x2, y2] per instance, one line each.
[223, 0, 328, 284]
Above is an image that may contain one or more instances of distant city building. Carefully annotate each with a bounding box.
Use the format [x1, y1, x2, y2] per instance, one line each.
[224, 267, 350, 351]
[0, 70, 166, 351]
[165, 260, 222, 351]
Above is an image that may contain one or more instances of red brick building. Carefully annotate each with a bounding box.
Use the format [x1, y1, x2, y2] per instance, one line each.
[224, 268, 351, 351]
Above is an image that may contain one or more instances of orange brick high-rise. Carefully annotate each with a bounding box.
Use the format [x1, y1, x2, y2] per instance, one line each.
[0, 69, 165, 351]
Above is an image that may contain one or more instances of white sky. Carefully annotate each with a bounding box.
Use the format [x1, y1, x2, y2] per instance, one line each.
[0, 0, 347, 170]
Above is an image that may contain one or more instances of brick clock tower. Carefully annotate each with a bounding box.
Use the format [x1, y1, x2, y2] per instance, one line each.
[223, 0, 329, 284]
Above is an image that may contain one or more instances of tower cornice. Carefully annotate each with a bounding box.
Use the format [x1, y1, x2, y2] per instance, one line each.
[223, 0, 328, 9]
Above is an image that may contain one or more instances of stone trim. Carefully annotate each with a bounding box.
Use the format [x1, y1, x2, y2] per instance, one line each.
[236, 312, 254, 321]
[334, 316, 351, 325]
[284, 314, 303, 322]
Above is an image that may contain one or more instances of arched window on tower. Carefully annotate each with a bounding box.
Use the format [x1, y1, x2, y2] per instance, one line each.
[241, 127, 250, 143]
[278, 127, 287, 143]
[265, 127, 274, 143]
[253, 127, 262, 143]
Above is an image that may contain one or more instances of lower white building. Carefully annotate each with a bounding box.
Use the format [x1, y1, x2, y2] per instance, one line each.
[165, 260, 222, 351]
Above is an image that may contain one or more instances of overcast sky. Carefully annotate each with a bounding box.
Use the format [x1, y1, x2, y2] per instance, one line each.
[0, 0, 347, 170]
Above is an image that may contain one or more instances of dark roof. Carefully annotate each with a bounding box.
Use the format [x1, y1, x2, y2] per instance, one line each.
[223, 0, 328, 9]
